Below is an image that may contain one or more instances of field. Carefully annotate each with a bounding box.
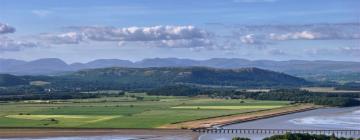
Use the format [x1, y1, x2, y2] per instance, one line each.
[0, 94, 290, 128]
[301, 87, 360, 93]
[171, 106, 282, 109]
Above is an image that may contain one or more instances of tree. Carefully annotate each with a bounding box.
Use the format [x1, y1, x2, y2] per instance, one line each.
[232, 137, 250, 140]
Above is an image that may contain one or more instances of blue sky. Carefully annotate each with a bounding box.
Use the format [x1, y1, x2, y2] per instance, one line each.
[0, 0, 359, 63]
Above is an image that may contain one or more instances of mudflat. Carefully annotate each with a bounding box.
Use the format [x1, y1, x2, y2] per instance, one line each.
[0, 128, 199, 140]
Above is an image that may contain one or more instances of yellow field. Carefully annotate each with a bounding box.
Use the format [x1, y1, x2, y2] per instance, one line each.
[5, 115, 120, 127]
[171, 105, 283, 110]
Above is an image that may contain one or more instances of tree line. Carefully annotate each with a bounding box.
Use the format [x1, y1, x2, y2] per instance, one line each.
[148, 86, 360, 107]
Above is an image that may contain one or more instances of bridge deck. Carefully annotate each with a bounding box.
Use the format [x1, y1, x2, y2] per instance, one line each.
[192, 128, 360, 136]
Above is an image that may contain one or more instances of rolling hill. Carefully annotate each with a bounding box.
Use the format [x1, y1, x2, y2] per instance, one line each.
[0, 67, 310, 88]
[0, 74, 28, 87]
[1, 58, 359, 80]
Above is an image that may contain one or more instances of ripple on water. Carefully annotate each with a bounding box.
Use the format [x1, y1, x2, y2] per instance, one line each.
[0, 135, 192, 140]
[289, 109, 360, 129]
[0, 136, 134, 140]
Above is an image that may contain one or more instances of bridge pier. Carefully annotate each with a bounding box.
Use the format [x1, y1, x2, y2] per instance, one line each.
[193, 128, 360, 137]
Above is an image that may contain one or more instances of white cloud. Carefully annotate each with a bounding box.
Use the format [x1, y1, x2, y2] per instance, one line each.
[70, 25, 210, 42]
[0, 22, 16, 34]
[0, 37, 38, 52]
[0, 23, 40, 52]
[32, 10, 52, 17]
[269, 31, 318, 40]
[305, 47, 360, 56]
[43, 25, 214, 49]
[235, 34, 269, 49]
[232, 23, 360, 47]
[268, 49, 286, 55]
[340, 47, 360, 55]
[148, 38, 215, 49]
[239, 34, 269, 44]
[240, 34, 257, 44]
[41, 32, 84, 44]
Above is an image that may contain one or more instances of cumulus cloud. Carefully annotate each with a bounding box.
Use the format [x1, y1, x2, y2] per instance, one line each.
[42, 25, 214, 49]
[232, 23, 360, 44]
[240, 34, 257, 44]
[0, 22, 39, 52]
[32, 10, 52, 17]
[239, 34, 270, 45]
[41, 32, 84, 44]
[305, 47, 360, 57]
[339, 47, 360, 56]
[228, 33, 269, 49]
[268, 49, 286, 55]
[144, 38, 216, 49]
[0, 23, 16, 34]
[269, 31, 318, 40]
[67, 25, 210, 42]
[0, 37, 39, 52]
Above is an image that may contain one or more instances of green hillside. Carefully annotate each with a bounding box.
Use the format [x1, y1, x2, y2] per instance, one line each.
[0, 67, 310, 89]
[65, 67, 310, 89]
[0, 74, 28, 87]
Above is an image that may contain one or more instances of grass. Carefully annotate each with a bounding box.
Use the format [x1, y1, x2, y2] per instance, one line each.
[171, 105, 283, 110]
[301, 87, 360, 93]
[0, 94, 290, 128]
[5, 115, 120, 127]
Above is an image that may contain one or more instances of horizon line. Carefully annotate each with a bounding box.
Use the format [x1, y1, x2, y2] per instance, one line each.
[1, 57, 360, 64]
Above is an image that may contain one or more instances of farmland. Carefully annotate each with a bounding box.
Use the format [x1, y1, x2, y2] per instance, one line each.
[0, 93, 290, 128]
[301, 87, 360, 93]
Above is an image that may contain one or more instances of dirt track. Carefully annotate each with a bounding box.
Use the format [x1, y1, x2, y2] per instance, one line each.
[159, 104, 319, 129]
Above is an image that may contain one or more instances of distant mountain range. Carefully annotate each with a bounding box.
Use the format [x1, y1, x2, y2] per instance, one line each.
[1, 58, 359, 76]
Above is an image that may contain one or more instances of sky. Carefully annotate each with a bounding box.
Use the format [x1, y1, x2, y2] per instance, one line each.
[0, 0, 359, 63]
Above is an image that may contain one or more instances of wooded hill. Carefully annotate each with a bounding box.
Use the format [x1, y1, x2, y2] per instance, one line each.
[0, 67, 310, 89]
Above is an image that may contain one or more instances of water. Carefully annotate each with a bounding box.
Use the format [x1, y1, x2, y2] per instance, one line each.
[200, 106, 360, 140]
[289, 109, 360, 129]
[0, 135, 134, 140]
[224, 106, 360, 130]
[0, 135, 192, 140]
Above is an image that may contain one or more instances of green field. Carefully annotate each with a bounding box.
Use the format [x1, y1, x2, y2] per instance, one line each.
[172, 105, 283, 110]
[0, 94, 289, 128]
[301, 87, 360, 93]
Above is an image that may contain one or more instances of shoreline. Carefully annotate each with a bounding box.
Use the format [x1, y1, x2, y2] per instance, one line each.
[218, 105, 319, 128]
[0, 128, 200, 140]
[160, 104, 319, 129]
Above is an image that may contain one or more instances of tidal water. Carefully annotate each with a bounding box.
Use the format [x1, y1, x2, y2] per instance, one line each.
[200, 106, 360, 140]
[0, 136, 134, 140]
[0, 135, 191, 140]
